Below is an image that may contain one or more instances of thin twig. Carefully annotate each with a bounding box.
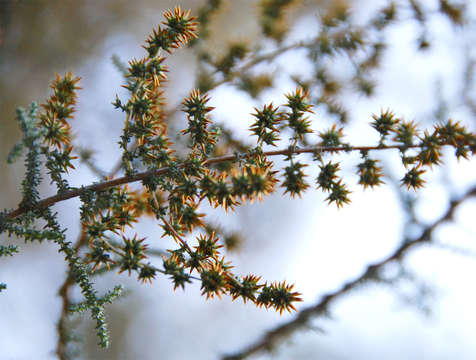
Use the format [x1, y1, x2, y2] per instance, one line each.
[161, 216, 193, 254]
[462, 57, 476, 116]
[56, 229, 89, 358]
[222, 185, 476, 360]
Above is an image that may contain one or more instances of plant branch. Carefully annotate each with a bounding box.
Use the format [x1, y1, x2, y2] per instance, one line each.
[5, 143, 420, 221]
[56, 229, 89, 359]
[222, 184, 476, 360]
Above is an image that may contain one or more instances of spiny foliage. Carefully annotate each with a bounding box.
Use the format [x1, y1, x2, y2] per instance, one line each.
[1, 2, 476, 358]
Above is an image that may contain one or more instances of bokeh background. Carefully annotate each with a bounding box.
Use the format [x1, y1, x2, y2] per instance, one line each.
[2, 0, 476, 359]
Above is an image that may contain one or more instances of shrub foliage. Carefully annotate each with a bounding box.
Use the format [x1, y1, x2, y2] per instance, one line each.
[1, 2, 475, 359]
